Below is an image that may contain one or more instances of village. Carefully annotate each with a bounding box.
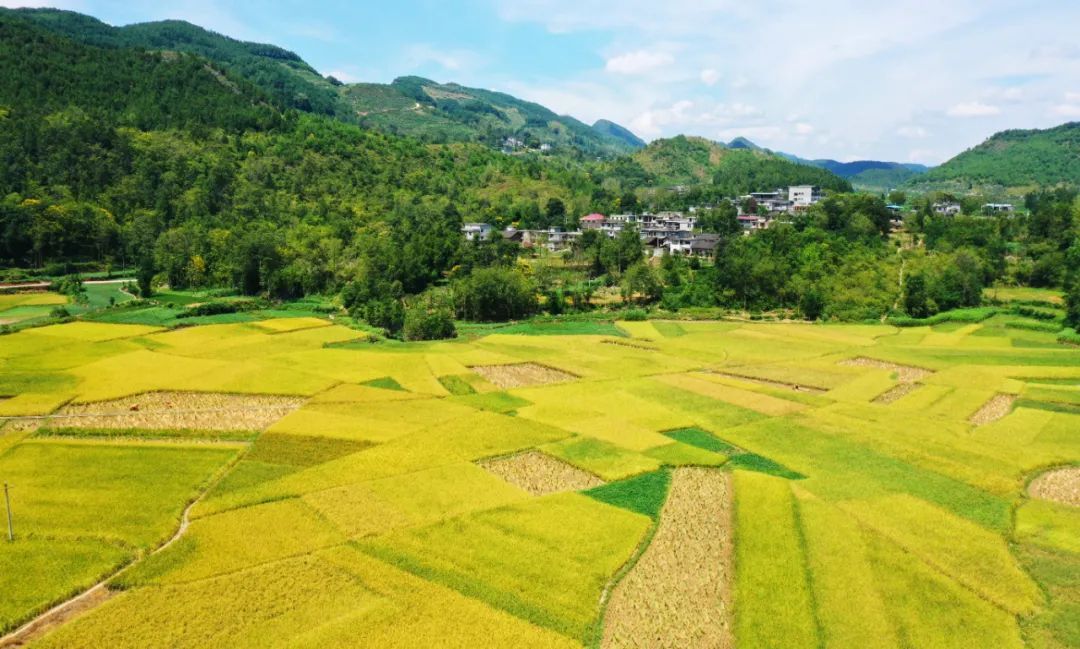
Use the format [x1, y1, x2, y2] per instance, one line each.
[463, 185, 1019, 258]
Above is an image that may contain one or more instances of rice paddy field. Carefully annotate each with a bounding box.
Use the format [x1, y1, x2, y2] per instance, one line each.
[0, 312, 1077, 647]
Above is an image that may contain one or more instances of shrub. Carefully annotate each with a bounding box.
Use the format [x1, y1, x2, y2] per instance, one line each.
[355, 298, 405, 335]
[403, 304, 456, 341]
[622, 308, 648, 321]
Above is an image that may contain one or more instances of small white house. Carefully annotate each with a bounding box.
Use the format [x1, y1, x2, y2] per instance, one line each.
[462, 223, 494, 242]
[933, 202, 962, 217]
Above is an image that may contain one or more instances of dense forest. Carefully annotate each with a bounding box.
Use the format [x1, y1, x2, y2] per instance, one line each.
[0, 10, 1078, 337]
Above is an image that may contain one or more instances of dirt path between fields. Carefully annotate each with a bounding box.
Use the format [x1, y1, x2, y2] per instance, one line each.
[0, 457, 236, 647]
[601, 468, 734, 648]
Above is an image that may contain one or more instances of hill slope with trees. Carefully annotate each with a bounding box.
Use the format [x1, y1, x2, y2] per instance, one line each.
[911, 122, 1080, 191]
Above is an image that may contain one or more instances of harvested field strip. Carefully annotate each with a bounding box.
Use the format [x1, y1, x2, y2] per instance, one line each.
[969, 394, 1016, 425]
[840, 357, 933, 382]
[479, 451, 604, 496]
[601, 468, 733, 649]
[1027, 466, 1080, 507]
[706, 371, 827, 394]
[601, 339, 659, 352]
[48, 392, 303, 431]
[470, 363, 577, 389]
[873, 382, 922, 404]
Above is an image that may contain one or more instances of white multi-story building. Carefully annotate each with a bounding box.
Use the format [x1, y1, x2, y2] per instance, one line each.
[789, 185, 823, 208]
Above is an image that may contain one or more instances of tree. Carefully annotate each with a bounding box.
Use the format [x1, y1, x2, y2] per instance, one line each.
[455, 267, 537, 322]
[1066, 282, 1080, 329]
[903, 272, 935, 318]
[698, 200, 740, 236]
[888, 191, 907, 206]
[621, 261, 661, 304]
[544, 198, 566, 228]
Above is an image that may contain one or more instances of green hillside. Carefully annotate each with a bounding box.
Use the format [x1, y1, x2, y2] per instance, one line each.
[626, 136, 852, 195]
[345, 77, 641, 156]
[593, 119, 646, 149]
[911, 122, 1080, 191]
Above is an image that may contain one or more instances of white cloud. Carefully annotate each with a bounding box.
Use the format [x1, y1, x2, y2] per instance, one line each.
[403, 44, 479, 72]
[700, 68, 721, 86]
[1052, 103, 1080, 118]
[897, 126, 929, 139]
[493, 0, 1080, 162]
[605, 50, 674, 75]
[946, 101, 1002, 117]
[793, 122, 815, 136]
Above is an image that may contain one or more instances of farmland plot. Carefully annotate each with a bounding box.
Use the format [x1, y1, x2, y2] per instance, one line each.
[0, 317, 1075, 648]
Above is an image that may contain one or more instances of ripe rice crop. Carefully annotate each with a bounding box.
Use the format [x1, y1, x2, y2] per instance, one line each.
[358, 493, 649, 642]
[470, 362, 578, 388]
[52, 392, 303, 431]
[602, 468, 734, 649]
[479, 451, 604, 495]
[251, 317, 330, 333]
[23, 321, 161, 342]
[731, 471, 818, 648]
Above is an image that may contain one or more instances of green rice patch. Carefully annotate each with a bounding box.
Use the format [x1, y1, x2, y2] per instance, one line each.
[438, 374, 477, 396]
[584, 468, 671, 519]
[361, 376, 406, 391]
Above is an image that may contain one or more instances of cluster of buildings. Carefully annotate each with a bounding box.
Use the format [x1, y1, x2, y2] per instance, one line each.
[461, 185, 828, 258]
[932, 202, 1016, 217]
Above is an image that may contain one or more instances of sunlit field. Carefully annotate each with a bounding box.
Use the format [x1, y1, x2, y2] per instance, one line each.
[1, 315, 1077, 648]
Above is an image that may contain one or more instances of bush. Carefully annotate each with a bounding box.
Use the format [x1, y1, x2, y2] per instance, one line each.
[622, 308, 648, 321]
[403, 304, 456, 341]
[176, 299, 261, 318]
[355, 298, 405, 335]
[455, 267, 537, 322]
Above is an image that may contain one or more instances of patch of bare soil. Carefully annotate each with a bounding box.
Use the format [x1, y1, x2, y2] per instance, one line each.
[840, 357, 933, 383]
[707, 371, 827, 395]
[470, 363, 577, 389]
[0, 585, 112, 648]
[873, 382, 922, 404]
[1028, 467, 1080, 507]
[53, 392, 304, 431]
[602, 468, 734, 649]
[969, 394, 1016, 425]
[479, 451, 604, 496]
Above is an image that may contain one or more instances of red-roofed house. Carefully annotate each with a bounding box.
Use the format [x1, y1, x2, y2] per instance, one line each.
[580, 213, 606, 230]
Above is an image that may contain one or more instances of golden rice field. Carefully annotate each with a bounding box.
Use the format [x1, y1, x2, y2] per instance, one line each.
[0, 314, 1077, 648]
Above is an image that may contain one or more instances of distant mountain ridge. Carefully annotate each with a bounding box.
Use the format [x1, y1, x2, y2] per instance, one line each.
[1, 7, 643, 158]
[725, 137, 930, 190]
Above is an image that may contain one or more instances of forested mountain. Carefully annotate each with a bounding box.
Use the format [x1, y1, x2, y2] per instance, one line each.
[627, 136, 851, 194]
[5, 7, 640, 158]
[1, 8, 343, 116]
[911, 122, 1080, 192]
[344, 77, 642, 156]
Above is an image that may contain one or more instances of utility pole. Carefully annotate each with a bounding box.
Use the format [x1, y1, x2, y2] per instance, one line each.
[4, 483, 12, 542]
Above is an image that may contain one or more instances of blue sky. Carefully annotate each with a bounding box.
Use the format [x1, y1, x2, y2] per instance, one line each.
[5, 0, 1080, 164]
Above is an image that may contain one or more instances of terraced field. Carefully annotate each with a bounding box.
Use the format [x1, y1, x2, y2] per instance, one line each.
[0, 315, 1077, 647]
